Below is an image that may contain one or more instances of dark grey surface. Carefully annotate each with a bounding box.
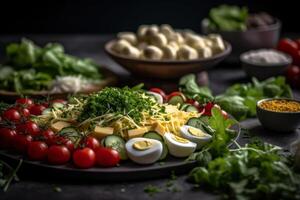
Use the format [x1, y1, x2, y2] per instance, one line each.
[0, 35, 299, 200]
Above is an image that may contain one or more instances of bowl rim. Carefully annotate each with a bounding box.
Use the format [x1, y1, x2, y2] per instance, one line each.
[201, 18, 282, 34]
[256, 98, 300, 114]
[104, 39, 232, 65]
[240, 49, 292, 67]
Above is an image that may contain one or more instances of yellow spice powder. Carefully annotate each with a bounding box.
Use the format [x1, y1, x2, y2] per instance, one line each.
[259, 99, 300, 112]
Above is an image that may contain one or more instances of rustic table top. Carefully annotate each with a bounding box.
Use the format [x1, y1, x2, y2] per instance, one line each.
[0, 35, 299, 200]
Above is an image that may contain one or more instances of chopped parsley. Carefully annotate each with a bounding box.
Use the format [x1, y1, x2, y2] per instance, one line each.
[79, 87, 164, 123]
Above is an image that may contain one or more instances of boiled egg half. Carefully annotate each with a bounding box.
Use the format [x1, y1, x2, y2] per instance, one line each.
[180, 125, 212, 150]
[125, 138, 163, 164]
[164, 133, 196, 158]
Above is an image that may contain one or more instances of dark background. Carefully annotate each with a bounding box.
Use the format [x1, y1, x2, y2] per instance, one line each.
[0, 0, 297, 34]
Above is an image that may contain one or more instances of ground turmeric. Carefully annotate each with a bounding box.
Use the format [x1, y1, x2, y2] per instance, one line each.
[259, 99, 300, 112]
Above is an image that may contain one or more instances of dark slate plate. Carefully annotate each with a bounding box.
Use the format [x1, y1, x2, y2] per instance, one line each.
[0, 123, 240, 181]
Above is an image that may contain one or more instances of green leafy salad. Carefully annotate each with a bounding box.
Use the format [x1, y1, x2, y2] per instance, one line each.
[0, 39, 103, 93]
[179, 74, 292, 120]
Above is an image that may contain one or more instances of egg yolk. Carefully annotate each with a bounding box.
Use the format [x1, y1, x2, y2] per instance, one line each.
[172, 135, 189, 143]
[188, 127, 206, 137]
[133, 140, 153, 151]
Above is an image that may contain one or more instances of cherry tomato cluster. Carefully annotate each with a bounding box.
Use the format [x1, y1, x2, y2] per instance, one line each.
[149, 88, 228, 118]
[277, 38, 300, 88]
[0, 98, 120, 169]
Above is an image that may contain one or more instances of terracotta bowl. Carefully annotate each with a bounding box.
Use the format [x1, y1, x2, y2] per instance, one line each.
[104, 40, 231, 79]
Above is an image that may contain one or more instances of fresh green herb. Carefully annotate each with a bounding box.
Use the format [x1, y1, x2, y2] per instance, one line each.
[189, 141, 300, 199]
[215, 76, 292, 120]
[0, 38, 103, 93]
[0, 159, 22, 192]
[179, 74, 292, 121]
[206, 5, 248, 31]
[144, 184, 162, 196]
[79, 87, 164, 123]
[179, 74, 213, 103]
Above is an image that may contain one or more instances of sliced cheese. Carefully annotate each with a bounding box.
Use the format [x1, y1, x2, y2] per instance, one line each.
[154, 122, 166, 136]
[92, 126, 114, 140]
[51, 121, 71, 132]
[128, 127, 149, 139]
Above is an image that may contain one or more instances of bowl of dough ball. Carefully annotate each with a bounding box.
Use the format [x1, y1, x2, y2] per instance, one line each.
[105, 24, 231, 79]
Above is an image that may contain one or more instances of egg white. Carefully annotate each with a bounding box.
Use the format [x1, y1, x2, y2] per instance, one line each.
[180, 125, 212, 150]
[164, 132, 196, 158]
[125, 138, 163, 164]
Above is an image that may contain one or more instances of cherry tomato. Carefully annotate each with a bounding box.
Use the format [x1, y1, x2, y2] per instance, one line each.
[84, 136, 100, 150]
[52, 137, 74, 152]
[47, 145, 70, 165]
[167, 91, 186, 102]
[23, 121, 40, 136]
[17, 107, 30, 118]
[28, 104, 46, 116]
[286, 65, 300, 87]
[41, 129, 55, 145]
[16, 98, 34, 107]
[149, 88, 167, 100]
[0, 128, 16, 149]
[73, 147, 96, 168]
[277, 38, 298, 55]
[186, 99, 200, 108]
[95, 147, 120, 167]
[13, 134, 33, 153]
[2, 108, 21, 122]
[203, 102, 215, 116]
[28, 141, 48, 160]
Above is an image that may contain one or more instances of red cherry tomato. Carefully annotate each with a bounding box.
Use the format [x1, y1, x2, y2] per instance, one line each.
[2, 108, 21, 122]
[286, 65, 300, 87]
[17, 107, 30, 118]
[28, 141, 48, 160]
[47, 145, 70, 165]
[84, 136, 100, 150]
[15, 98, 34, 106]
[28, 104, 46, 116]
[41, 129, 55, 145]
[73, 147, 96, 168]
[277, 38, 298, 55]
[0, 128, 16, 149]
[186, 99, 200, 107]
[202, 102, 215, 116]
[167, 91, 186, 102]
[23, 121, 40, 136]
[13, 134, 33, 153]
[52, 137, 75, 152]
[95, 147, 120, 167]
[149, 88, 167, 100]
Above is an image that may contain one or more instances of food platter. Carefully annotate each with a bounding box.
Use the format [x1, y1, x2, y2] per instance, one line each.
[0, 122, 240, 181]
[0, 67, 118, 102]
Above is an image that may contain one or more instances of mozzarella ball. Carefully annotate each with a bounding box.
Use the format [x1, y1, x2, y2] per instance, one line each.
[150, 33, 168, 47]
[137, 25, 149, 40]
[208, 34, 225, 54]
[177, 45, 198, 60]
[117, 32, 137, 45]
[121, 45, 141, 58]
[142, 45, 163, 60]
[111, 39, 131, 53]
[161, 45, 177, 60]
[180, 125, 212, 149]
[164, 133, 196, 157]
[168, 41, 180, 51]
[144, 25, 159, 38]
[160, 24, 175, 40]
[197, 47, 213, 58]
[185, 34, 206, 49]
[125, 138, 163, 164]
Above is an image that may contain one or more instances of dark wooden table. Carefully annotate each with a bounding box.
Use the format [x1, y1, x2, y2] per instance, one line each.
[0, 35, 299, 200]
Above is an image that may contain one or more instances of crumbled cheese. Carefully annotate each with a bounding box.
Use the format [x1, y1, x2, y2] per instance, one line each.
[242, 49, 290, 65]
